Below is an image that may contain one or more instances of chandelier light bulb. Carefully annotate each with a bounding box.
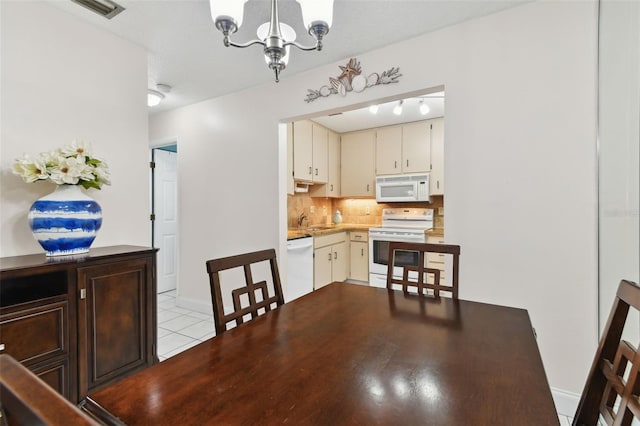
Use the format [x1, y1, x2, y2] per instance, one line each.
[369, 104, 379, 114]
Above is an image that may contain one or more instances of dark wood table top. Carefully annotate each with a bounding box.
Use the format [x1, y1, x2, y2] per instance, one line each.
[85, 283, 557, 425]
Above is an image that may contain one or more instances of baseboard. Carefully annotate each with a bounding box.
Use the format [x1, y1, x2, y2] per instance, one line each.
[175, 295, 213, 315]
[553, 387, 580, 417]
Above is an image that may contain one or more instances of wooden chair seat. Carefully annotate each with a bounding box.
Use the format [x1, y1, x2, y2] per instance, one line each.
[206, 248, 284, 334]
[574, 279, 640, 425]
[386, 242, 461, 299]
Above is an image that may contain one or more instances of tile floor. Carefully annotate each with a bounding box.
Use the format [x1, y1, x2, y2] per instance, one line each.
[157, 290, 574, 424]
[157, 289, 215, 361]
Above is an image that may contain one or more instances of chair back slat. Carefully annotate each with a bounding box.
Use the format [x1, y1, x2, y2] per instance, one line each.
[574, 279, 640, 426]
[206, 249, 284, 334]
[386, 242, 460, 299]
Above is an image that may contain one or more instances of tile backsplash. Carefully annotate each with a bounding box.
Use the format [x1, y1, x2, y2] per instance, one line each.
[287, 194, 444, 229]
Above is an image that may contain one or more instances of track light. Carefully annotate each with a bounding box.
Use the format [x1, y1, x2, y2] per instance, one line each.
[419, 99, 430, 115]
[393, 100, 403, 116]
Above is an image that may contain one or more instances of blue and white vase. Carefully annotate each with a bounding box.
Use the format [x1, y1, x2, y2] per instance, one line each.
[28, 185, 102, 256]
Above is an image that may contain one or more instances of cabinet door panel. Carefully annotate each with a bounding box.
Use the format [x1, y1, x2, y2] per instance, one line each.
[312, 124, 328, 183]
[293, 120, 313, 181]
[314, 246, 333, 289]
[429, 118, 445, 194]
[341, 130, 376, 197]
[332, 241, 348, 282]
[402, 121, 431, 173]
[78, 258, 152, 394]
[349, 241, 369, 282]
[376, 126, 402, 175]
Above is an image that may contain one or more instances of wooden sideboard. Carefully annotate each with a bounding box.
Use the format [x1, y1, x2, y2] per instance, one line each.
[0, 245, 158, 403]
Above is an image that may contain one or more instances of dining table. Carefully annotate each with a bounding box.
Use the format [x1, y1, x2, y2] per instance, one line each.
[83, 282, 558, 425]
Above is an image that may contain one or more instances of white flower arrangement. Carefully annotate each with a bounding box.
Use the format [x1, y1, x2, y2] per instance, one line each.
[12, 140, 111, 190]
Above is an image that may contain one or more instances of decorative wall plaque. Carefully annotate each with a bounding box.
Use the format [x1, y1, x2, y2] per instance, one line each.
[304, 58, 401, 103]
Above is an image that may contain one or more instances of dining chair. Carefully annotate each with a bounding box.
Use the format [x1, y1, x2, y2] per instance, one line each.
[205, 248, 285, 334]
[386, 242, 460, 299]
[574, 279, 640, 426]
[0, 354, 98, 425]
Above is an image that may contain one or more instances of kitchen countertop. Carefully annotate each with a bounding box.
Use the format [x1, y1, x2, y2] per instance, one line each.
[287, 224, 444, 240]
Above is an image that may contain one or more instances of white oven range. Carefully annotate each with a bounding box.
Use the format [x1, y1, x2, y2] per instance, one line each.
[368, 208, 434, 288]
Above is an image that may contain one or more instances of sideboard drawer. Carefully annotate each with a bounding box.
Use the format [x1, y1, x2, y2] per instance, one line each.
[0, 298, 68, 366]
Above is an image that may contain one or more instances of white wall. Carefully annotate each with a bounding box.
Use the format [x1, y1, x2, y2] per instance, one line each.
[598, 0, 640, 331]
[151, 0, 598, 401]
[0, 1, 150, 256]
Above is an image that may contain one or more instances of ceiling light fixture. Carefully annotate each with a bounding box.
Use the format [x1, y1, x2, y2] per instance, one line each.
[369, 105, 379, 114]
[210, 0, 334, 83]
[70, 0, 125, 19]
[419, 99, 430, 115]
[393, 100, 403, 116]
[147, 84, 172, 107]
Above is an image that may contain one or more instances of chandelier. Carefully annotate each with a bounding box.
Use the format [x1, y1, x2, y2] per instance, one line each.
[209, 0, 334, 82]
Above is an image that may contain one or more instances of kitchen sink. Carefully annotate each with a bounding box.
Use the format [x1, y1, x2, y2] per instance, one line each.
[305, 226, 333, 231]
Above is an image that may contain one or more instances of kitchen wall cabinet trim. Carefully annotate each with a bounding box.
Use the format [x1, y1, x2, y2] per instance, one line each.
[0, 245, 157, 403]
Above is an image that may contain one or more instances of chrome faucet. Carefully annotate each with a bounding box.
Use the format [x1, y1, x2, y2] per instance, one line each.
[297, 212, 308, 228]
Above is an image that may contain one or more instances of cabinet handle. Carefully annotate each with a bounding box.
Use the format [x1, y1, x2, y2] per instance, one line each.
[328, 253, 332, 262]
[330, 184, 334, 192]
[80, 288, 86, 300]
[309, 166, 312, 174]
[315, 168, 318, 176]
[437, 180, 440, 189]
[406, 159, 409, 167]
[354, 235, 361, 239]
[367, 184, 370, 192]
[0, 343, 5, 352]
[334, 251, 338, 260]
[394, 160, 397, 169]
[361, 248, 364, 256]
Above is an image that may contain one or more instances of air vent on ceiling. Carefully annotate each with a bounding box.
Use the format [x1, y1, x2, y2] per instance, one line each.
[70, 0, 125, 19]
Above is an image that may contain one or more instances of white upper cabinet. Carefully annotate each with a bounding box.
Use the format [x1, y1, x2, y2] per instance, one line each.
[429, 117, 444, 195]
[310, 129, 340, 198]
[375, 121, 431, 176]
[312, 124, 328, 183]
[341, 129, 376, 197]
[402, 121, 431, 174]
[292, 120, 328, 184]
[375, 126, 403, 175]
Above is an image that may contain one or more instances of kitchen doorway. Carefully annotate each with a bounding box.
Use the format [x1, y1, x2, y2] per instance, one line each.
[152, 145, 178, 293]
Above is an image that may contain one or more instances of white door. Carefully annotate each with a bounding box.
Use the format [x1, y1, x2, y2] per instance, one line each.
[153, 148, 178, 293]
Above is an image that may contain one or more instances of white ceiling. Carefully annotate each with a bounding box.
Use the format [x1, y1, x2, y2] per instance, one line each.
[48, 0, 528, 130]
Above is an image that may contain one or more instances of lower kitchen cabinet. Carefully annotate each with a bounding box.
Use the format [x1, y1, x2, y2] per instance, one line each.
[349, 231, 369, 282]
[426, 235, 447, 283]
[0, 245, 157, 403]
[314, 233, 348, 289]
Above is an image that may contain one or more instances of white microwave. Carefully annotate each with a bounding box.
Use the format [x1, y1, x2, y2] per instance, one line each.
[376, 173, 430, 203]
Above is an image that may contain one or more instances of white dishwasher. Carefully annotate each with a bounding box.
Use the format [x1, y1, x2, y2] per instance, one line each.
[286, 236, 314, 302]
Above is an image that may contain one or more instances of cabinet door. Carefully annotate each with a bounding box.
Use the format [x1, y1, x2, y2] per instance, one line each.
[293, 120, 313, 182]
[331, 241, 348, 282]
[77, 257, 155, 398]
[341, 130, 376, 197]
[349, 241, 369, 282]
[312, 124, 328, 183]
[310, 130, 341, 198]
[430, 117, 445, 195]
[376, 126, 402, 175]
[314, 245, 333, 290]
[402, 121, 431, 173]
